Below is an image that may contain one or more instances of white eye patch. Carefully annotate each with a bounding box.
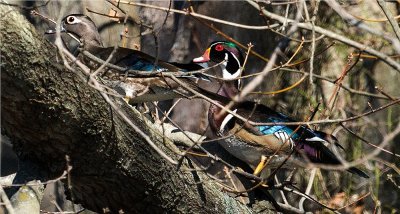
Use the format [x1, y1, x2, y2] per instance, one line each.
[66, 16, 82, 25]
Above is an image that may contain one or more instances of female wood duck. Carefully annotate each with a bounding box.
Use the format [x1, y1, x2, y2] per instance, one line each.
[194, 41, 369, 178]
[57, 14, 207, 101]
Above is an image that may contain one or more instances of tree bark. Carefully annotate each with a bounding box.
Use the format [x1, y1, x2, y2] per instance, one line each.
[0, 5, 266, 213]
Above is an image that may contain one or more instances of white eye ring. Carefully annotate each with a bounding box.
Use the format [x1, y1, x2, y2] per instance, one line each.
[66, 16, 81, 24]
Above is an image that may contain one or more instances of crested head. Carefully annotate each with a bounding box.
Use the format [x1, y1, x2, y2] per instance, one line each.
[61, 14, 103, 50]
[193, 41, 244, 81]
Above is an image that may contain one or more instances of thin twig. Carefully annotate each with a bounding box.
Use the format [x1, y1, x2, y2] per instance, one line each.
[118, 1, 280, 30]
[299, 168, 317, 211]
[0, 184, 15, 214]
[246, 0, 400, 72]
[326, 0, 400, 53]
[252, 98, 400, 126]
[377, 0, 400, 47]
[340, 123, 400, 158]
[309, 0, 320, 92]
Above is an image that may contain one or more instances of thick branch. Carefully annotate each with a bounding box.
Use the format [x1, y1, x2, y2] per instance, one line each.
[0, 5, 263, 213]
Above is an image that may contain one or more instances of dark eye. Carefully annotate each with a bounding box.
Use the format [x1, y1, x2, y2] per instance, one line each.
[215, 44, 224, 51]
[67, 16, 75, 24]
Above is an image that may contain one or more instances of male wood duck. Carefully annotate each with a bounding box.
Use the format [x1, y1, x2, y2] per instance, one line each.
[56, 14, 207, 102]
[194, 41, 369, 178]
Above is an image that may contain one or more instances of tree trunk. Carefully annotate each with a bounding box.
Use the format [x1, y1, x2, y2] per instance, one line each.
[0, 5, 265, 213]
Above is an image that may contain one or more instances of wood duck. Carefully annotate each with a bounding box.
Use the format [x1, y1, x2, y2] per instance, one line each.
[57, 14, 207, 102]
[194, 41, 369, 178]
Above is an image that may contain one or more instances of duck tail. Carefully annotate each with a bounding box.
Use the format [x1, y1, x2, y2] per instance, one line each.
[347, 167, 369, 178]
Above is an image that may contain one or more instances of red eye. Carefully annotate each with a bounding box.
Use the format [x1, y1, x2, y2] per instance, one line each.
[215, 44, 224, 51]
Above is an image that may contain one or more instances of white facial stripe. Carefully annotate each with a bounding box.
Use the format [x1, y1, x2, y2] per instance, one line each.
[220, 109, 238, 132]
[209, 42, 225, 53]
[212, 42, 225, 47]
[229, 49, 242, 67]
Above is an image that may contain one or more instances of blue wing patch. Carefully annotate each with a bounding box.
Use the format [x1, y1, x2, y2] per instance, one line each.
[256, 117, 300, 139]
[128, 60, 166, 72]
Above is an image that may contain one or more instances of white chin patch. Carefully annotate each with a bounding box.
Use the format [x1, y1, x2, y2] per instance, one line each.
[222, 69, 241, 80]
[221, 53, 240, 80]
[196, 62, 209, 68]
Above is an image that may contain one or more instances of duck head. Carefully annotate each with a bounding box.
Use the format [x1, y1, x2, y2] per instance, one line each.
[193, 41, 244, 81]
[60, 14, 103, 50]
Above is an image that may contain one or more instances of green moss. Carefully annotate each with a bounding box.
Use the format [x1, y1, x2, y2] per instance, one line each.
[387, 108, 393, 132]
[374, 166, 381, 198]
[352, 139, 362, 160]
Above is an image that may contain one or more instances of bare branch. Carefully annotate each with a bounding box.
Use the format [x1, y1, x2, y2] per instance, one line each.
[376, 0, 400, 47]
[246, 0, 400, 72]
